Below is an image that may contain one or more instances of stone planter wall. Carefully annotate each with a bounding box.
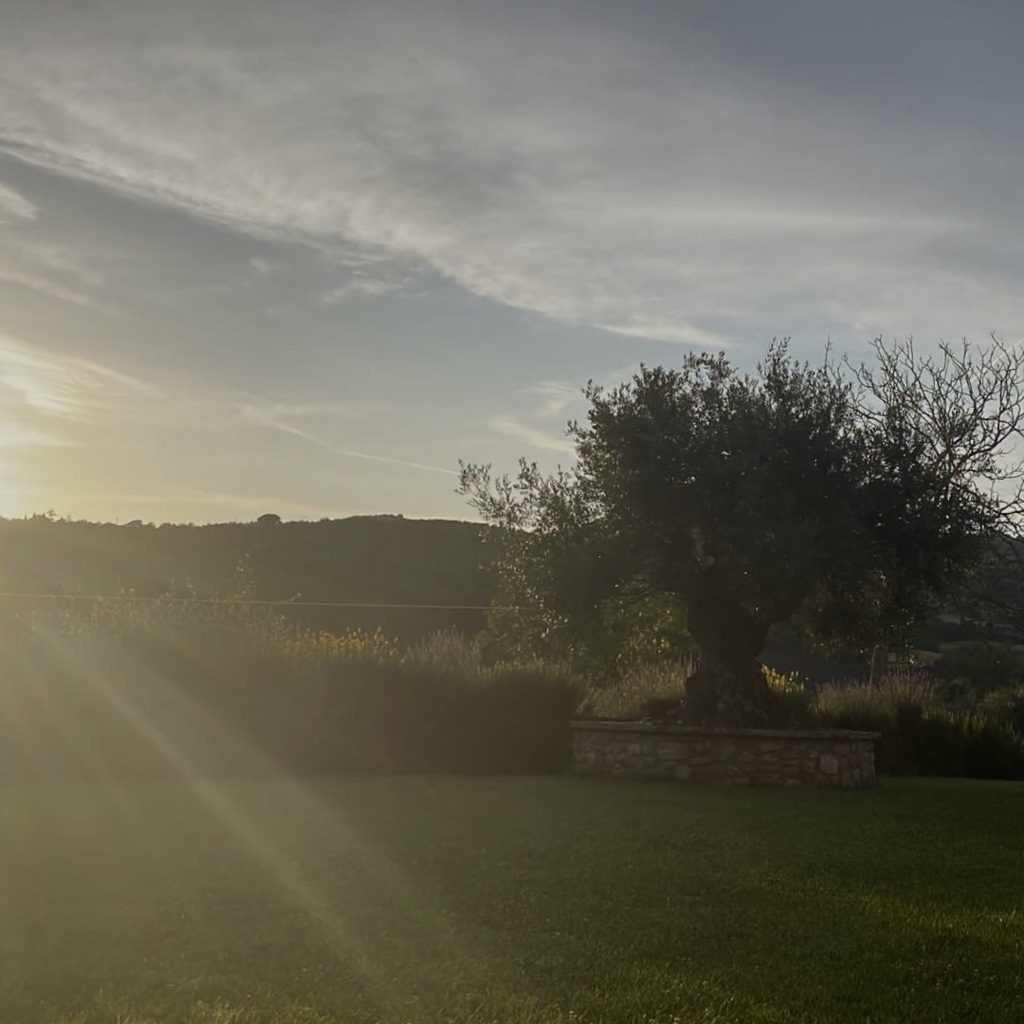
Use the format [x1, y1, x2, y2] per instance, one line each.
[571, 720, 880, 788]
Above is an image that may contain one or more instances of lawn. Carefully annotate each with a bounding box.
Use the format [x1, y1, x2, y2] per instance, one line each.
[1, 777, 1022, 1024]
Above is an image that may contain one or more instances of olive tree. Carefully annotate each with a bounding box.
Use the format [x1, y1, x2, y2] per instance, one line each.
[460, 338, 1024, 726]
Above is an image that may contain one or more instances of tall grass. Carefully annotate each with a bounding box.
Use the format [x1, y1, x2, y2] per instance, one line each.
[580, 658, 695, 719]
[811, 669, 1024, 779]
[814, 668, 939, 717]
[411, 628, 484, 677]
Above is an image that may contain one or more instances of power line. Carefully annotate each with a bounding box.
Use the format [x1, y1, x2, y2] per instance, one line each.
[0, 592, 514, 611]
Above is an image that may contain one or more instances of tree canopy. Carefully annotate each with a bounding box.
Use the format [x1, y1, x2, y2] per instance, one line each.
[460, 338, 1024, 725]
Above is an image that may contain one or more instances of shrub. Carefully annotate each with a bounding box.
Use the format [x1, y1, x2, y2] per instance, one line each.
[456, 666, 582, 773]
[762, 665, 814, 722]
[0, 602, 580, 780]
[959, 712, 1024, 780]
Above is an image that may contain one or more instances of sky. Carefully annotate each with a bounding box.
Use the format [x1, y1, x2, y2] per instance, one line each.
[1, 0, 1024, 524]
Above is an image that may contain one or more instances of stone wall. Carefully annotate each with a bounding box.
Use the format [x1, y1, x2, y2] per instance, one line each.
[571, 720, 880, 788]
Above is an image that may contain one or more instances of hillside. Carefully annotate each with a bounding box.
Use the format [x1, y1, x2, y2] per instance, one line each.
[0, 514, 497, 640]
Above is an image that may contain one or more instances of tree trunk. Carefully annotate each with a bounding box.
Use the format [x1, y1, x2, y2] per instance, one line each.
[684, 586, 779, 726]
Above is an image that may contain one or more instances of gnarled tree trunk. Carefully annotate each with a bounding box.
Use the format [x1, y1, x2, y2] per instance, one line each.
[683, 586, 779, 726]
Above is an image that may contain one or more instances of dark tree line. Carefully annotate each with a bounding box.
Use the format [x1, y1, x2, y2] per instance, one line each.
[0, 515, 496, 642]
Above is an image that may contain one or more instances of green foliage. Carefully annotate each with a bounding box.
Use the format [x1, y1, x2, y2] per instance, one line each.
[463, 337, 1024, 725]
[0, 602, 579, 780]
[480, 575, 695, 681]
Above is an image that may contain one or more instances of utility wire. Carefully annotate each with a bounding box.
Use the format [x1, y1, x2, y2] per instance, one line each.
[0, 592, 514, 611]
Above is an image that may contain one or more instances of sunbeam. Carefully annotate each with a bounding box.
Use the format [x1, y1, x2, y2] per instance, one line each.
[1, 609, 527, 1017]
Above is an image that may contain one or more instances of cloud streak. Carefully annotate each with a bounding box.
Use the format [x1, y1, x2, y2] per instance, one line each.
[0, 179, 35, 220]
[322, 278, 405, 305]
[0, 331, 455, 481]
[248, 413, 458, 476]
[488, 415, 574, 455]
[235, 399, 364, 425]
[225, 394, 455, 474]
[0, 334, 152, 421]
[0, 268, 102, 309]
[523, 381, 583, 418]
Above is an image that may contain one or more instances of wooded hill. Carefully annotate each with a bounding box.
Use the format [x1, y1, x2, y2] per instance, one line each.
[2, 512, 1020, 662]
[0, 514, 496, 640]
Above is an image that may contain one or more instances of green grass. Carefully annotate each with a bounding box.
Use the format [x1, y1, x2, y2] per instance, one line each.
[1, 777, 1023, 1023]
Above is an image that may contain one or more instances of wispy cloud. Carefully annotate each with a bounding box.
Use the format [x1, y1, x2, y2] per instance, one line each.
[0, 235, 107, 309]
[2, 2, 1020, 345]
[0, 179, 35, 220]
[322, 277, 405, 305]
[0, 333, 456, 485]
[489, 370, 654, 455]
[0, 418, 70, 448]
[488, 415, 574, 455]
[0, 268, 102, 309]
[523, 381, 582, 418]
[232, 393, 457, 475]
[0, 333, 155, 462]
[0, 334, 152, 421]
[235, 399, 364, 425]
[253, 415, 458, 476]
[248, 257, 276, 279]
[596, 319, 736, 349]
[19, 242, 104, 289]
